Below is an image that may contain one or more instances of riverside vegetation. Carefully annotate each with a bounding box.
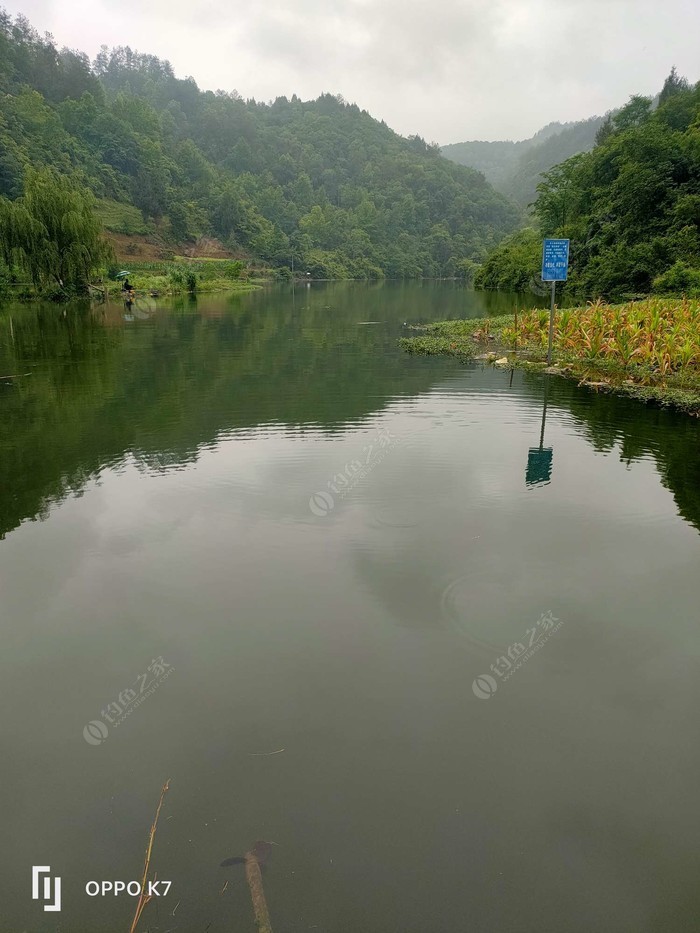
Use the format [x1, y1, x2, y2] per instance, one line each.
[1, 10, 698, 310]
[475, 70, 700, 300]
[0, 9, 518, 292]
[418, 68, 700, 416]
[401, 298, 700, 414]
[0, 166, 260, 299]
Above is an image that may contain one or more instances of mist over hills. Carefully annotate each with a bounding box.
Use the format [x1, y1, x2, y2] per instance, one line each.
[442, 115, 605, 206]
[473, 68, 700, 299]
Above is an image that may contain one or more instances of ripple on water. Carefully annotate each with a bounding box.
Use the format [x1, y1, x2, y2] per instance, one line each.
[366, 497, 422, 529]
[440, 571, 506, 653]
[439, 563, 546, 655]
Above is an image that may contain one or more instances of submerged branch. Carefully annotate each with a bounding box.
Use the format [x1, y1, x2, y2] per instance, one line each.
[244, 845, 273, 933]
[129, 778, 171, 933]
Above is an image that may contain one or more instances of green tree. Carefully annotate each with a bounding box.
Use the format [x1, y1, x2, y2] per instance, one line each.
[0, 8, 523, 281]
[659, 66, 690, 105]
[0, 168, 112, 292]
[168, 201, 191, 242]
[612, 95, 652, 133]
[534, 153, 588, 235]
[476, 72, 700, 299]
[475, 228, 541, 290]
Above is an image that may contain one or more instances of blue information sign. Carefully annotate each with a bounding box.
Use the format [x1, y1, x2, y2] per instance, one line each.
[541, 238, 570, 282]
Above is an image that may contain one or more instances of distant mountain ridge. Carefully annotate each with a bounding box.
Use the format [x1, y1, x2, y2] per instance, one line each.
[442, 115, 605, 206]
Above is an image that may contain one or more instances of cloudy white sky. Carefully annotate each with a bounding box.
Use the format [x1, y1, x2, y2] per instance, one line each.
[5, 0, 699, 143]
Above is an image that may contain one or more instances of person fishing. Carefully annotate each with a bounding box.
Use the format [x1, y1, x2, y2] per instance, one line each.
[122, 277, 133, 293]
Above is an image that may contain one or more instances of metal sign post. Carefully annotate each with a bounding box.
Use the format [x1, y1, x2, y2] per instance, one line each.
[547, 280, 556, 364]
[541, 238, 570, 364]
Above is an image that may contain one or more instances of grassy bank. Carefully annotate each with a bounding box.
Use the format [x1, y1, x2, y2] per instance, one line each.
[401, 298, 700, 415]
[101, 258, 267, 298]
[0, 258, 269, 302]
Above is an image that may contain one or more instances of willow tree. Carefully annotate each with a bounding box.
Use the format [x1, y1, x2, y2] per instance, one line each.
[0, 168, 112, 292]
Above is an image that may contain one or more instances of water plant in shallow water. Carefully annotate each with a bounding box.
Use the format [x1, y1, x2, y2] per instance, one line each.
[508, 298, 700, 380]
[402, 297, 700, 414]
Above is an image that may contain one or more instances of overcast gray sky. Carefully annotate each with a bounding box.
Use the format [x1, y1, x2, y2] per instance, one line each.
[5, 0, 699, 143]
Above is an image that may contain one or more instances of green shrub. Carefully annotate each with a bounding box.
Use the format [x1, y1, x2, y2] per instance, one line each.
[653, 261, 700, 296]
[475, 228, 541, 291]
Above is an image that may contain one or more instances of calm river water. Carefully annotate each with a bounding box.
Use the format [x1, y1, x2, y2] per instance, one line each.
[2, 282, 700, 932]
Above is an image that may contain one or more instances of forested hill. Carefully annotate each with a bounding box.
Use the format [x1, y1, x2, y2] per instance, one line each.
[476, 72, 700, 299]
[441, 122, 569, 187]
[0, 11, 520, 279]
[442, 115, 604, 206]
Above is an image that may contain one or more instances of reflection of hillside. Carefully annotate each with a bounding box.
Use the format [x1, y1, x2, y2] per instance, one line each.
[519, 372, 700, 535]
[0, 284, 483, 539]
[4, 283, 697, 543]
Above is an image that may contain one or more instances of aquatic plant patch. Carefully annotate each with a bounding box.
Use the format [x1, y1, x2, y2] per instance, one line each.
[401, 299, 700, 414]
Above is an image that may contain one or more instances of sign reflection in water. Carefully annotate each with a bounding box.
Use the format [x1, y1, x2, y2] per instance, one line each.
[526, 375, 554, 486]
